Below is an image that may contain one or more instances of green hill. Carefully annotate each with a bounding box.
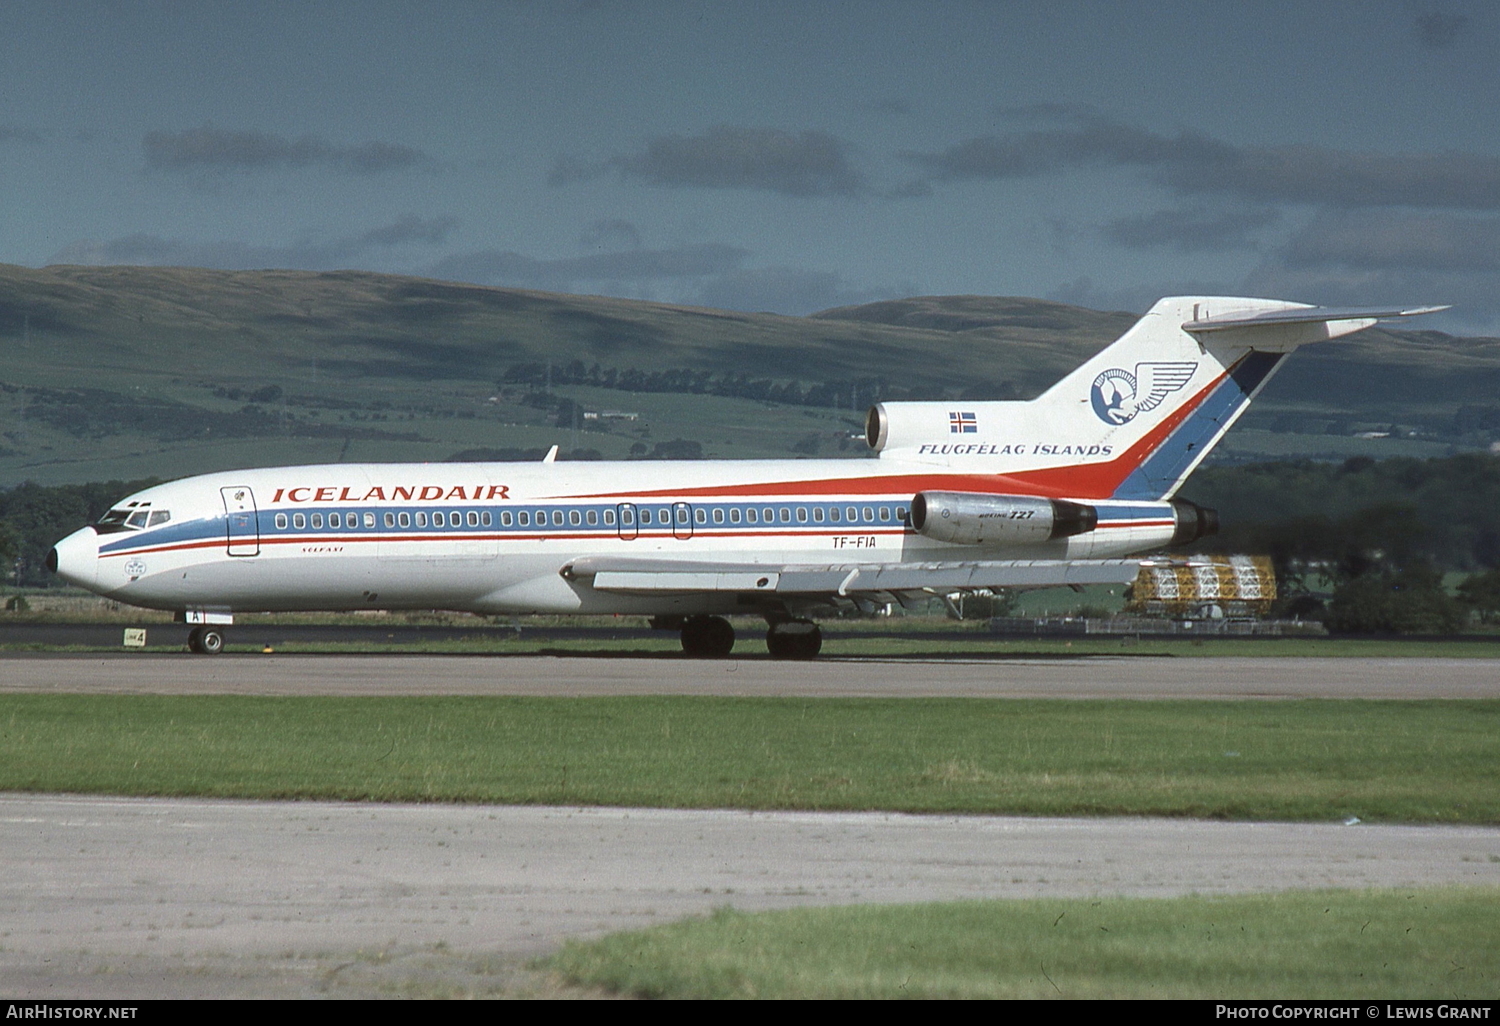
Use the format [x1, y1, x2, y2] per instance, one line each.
[1, 263, 1497, 486]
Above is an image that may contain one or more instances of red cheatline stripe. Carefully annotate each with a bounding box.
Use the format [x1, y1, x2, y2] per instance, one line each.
[567, 365, 1235, 503]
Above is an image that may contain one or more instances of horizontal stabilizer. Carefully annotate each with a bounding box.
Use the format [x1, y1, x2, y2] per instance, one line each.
[1183, 304, 1449, 334]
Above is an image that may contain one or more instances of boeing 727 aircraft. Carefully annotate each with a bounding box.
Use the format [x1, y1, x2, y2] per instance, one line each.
[48, 296, 1445, 657]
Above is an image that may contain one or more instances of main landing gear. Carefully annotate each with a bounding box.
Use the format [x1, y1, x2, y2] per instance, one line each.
[679, 615, 736, 659]
[765, 619, 821, 660]
[187, 626, 225, 655]
[668, 615, 823, 660]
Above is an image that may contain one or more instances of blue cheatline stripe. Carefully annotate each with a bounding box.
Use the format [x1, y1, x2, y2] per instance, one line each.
[1110, 352, 1284, 502]
[97, 497, 917, 554]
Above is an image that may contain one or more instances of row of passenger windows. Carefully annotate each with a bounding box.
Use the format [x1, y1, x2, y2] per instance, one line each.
[271, 504, 909, 532]
[275, 510, 488, 530]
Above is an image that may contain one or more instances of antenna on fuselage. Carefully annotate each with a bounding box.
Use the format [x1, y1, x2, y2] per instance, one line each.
[542, 444, 559, 464]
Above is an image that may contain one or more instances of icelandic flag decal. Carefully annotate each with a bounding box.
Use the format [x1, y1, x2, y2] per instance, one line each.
[949, 411, 977, 433]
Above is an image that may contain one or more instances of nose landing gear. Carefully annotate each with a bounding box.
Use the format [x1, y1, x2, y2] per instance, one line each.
[187, 626, 225, 655]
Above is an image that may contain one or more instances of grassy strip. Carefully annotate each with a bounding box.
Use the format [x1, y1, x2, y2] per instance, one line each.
[546, 888, 1500, 999]
[9, 635, 1500, 657]
[2, 696, 1497, 822]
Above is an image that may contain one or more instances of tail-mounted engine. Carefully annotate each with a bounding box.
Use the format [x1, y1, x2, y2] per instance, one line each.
[1169, 498, 1219, 545]
[911, 491, 1098, 546]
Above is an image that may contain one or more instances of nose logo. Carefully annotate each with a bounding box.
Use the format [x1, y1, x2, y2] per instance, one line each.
[124, 559, 146, 576]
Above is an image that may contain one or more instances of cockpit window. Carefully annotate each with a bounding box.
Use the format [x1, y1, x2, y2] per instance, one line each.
[148, 510, 171, 527]
[126, 510, 150, 528]
[94, 508, 136, 534]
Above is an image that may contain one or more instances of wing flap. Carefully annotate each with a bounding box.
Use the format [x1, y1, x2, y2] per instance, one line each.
[567, 557, 1142, 595]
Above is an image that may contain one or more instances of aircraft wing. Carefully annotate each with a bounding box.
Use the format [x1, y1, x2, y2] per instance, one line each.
[563, 556, 1144, 597]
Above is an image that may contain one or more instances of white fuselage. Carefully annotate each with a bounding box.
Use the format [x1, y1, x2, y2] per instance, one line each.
[51, 456, 1180, 617]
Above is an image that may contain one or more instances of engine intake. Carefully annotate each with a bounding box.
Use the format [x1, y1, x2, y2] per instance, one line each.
[911, 491, 1098, 546]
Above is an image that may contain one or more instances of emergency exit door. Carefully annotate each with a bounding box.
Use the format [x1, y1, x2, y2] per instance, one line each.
[221, 486, 260, 556]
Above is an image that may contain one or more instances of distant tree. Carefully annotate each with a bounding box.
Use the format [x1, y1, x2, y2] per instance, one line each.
[1325, 562, 1465, 635]
[1457, 569, 1500, 623]
[649, 439, 702, 460]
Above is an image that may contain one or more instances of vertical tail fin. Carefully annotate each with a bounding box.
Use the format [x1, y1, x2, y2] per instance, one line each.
[868, 296, 1445, 502]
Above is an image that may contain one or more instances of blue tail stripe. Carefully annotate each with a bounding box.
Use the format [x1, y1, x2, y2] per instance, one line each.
[1110, 352, 1284, 501]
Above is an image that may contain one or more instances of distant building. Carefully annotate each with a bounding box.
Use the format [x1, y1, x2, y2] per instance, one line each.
[1126, 554, 1276, 620]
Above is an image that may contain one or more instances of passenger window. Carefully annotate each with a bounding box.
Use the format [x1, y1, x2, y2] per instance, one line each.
[293, 513, 306, 530]
[863, 507, 874, 522]
[518, 511, 530, 526]
[713, 508, 724, 524]
[813, 507, 824, 523]
[780, 508, 790, 523]
[846, 506, 857, 522]
[764, 508, 775, 522]
[551, 510, 563, 527]
[148, 510, 171, 527]
[416, 512, 427, 528]
[604, 509, 616, 525]
[729, 507, 741, 524]
[311, 513, 323, 529]
[569, 509, 581, 526]
[830, 506, 841, 522]
[501, 511, 513, 527]
[275, 513, 288, 529]
[879, 507, 890, 521]
[747, 508, 757, 524]
[587, 509, 598, 526]
[469, 511, 481, 527]
[897, 506, 908, 523]
[398, 512, 410, 528]
[384, 512, 395, 528]
[796, 507, 808, 523]
[329, 512, 341, 529]
[364, 513, 376, 528]
[640, 509, 652, 525]
[481, 511, 492, 526]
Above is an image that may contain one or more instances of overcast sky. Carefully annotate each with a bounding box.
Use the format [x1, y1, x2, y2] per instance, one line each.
[4, 0, 1499, 331]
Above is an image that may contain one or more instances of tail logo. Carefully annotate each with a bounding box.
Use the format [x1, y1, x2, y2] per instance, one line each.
[1090, 362, 1197, 424]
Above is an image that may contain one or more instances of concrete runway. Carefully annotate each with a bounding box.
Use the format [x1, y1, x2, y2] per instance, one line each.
[4, 654, 1499, 997]
[3, 794, 1498, 999]
[6, 652, 1500, 698]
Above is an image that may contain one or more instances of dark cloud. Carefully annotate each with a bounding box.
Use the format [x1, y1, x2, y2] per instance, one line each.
[143, 125, 428, 174]
[46, 214, 457, 270]
[429, 243, 748, 292]
[1416, 11, 1469, 48]
[579, 218, 642, 250]
[357, 215, 459, 247]
[903, 111, 1500, 210]
[545, 154, 605, 186]
[1226, 211, 1500, 333]
[1281, 211, 1500, 272]
[1045, 276, 1236, 317]
[868, 98, 912, 117]
[555, 126, 866, 198]
[1104, 207, 1280, 252]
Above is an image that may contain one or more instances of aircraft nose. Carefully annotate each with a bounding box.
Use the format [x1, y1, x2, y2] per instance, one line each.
[50, 527, 100, 590]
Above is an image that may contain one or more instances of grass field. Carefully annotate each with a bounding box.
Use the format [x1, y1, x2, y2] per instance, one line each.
[546, 887, 1500, 999]
[3, 696, 1497, 822]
